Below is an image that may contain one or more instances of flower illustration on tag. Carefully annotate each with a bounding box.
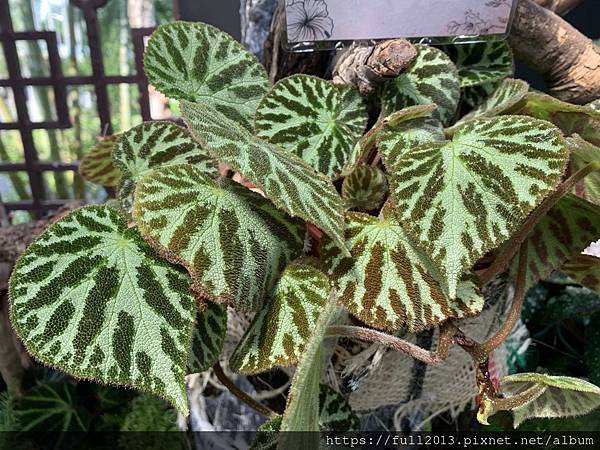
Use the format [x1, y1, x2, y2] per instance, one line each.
[286, 0, 334, 42]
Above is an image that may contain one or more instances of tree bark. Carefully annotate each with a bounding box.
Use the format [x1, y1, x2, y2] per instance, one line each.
[511, 0, 600, 104]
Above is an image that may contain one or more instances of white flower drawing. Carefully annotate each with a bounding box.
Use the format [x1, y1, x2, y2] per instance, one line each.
[287, 0, 334, 42]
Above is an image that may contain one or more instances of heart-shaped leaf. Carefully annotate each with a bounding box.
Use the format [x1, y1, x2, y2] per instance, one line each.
[79, 135, 121, 187]
[133, 164, 305, 311]
[568, 135, 600, 205]
[181, 100, 348, 253]
[113, 121, 217, 211]
[441, 41, 513, 88]
[455, 78, 529, 125]
[254, 75, 368, 178]
[187, 303, 227, 374]
[143, 21, 270, 129]
[391, 115, 568, 297]
[500, 373, 600, 428]
[462, 81, 499, 108]
[322, 209, 483, 332]
[9, 206, 196, 415]
[341, 166, 388, 212]
[509, 194, 600, 292]
[230, 259, 329, 374]
[375, 105, 445, 170]
[380, 45, 460, 125]
[563, 254, 600, 294]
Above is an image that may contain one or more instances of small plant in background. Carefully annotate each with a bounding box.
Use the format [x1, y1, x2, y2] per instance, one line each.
[6, 20, 600, 442]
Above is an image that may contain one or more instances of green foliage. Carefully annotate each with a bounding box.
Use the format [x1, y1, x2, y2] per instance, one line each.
[391, 115, 568, 297]
[255, 75, 368, 178]
[188, 303, 228, 373]
[441, 41, 513, 88]
[9, 206, 196, 415]
[120, 394, 178, 431]
[144, 21, 269, 129]
[322, 208, 482, 332]
[509, 194, 600, 291]
[568, 135, 600, 205]
[181, 100, 348, 252]
[113, 121, 217, 211]
[133, 164, 305, 311]
[499, 374, 600, 428]
[341, 166, 388, 211]
[230, 259, 330, 374]
[380, 45, 460, 125]
[563, 254, 600, 294]
[0, 391, 20, 432]
[79, 135, 122, 187]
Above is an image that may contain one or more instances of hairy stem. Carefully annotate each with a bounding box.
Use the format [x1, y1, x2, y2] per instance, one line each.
[480, 161, 600, 286]
[459, 243, 529, 363]
[325, 322, 455, 365]
[494, 383, 547, 411]
[212, 362, 277, 418]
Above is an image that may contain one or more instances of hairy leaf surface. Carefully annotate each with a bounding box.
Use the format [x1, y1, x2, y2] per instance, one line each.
[380, 45, 460, 125]
[181, 100, 347, 252]
[322, 210, 483, 332]
[79, 136, 121, 187]
[9, 206, 196, 415]
[255, 75, 368, 178]
[521, 91, 600, 146]
[509, 194, 600, 292]
[500, 373, 600, 428]
[143, 21, 269, 129]
[456, 78, 529, 124]
[133, 164, 305, 311]
[441, 41, 513, 88]
[563, 254, 600, 294]
[113, 122, 217, 211]
[590, 99, 600, 111]
[376, 105, 445, 170]
[230, 260, 329, 374]
[188, 303, 227, 373]
[391, 115, 568, 297]
[341, 166, 388, 211]
[568, 135, 600, 205]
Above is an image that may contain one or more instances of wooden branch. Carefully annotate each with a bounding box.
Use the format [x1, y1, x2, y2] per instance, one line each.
[0, 306, 24, 398]
[332, 39, 417, 95]
[534, 0, 584, 15]
[510, 0, 600, 104]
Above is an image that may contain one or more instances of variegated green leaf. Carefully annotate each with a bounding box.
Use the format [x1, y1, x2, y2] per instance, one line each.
[230, 259, 329, 374]
[568, 135, 600, 205]
[143, 21, 270, 129]
[8, 206, 196, 415]
[187, 303, 227, 374]
[322, 210, 483, 332]
[441, 41, 513, 88]
[254, 75, 368, 178]
[500, 373, 600, 428]
[318, 384, 360, 432]
[250, 385, 358, 450]
[590, 99, 600, 111]
[563, 254, 600, 293]
[133, 164, 305, 311]
[391, 115, 568, 298]
[380, 45, 460, 125]
[509, 194, 600, 292]
[462, 81, 499, 108]
[375, 105, 445, 170]
[279, 291, 340, 438]
[181, 100, 348, 252]
[341, 166, 388, 211]
[341, 107, 435, 176]
[455, 78, 529, 124]
[79, 135, 121, 187]
[521, 91, 600, 147]
[113, 121, 218, 211]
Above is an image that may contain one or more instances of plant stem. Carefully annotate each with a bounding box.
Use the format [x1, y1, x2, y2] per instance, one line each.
[479, 161, 600, 286]
[325, 322, 455, 365]
[458, 242, 530, 363]
[494, 383, 547, 411]
[212, 362, 277, 418]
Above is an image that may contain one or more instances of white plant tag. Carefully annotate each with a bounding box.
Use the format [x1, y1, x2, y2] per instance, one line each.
[284, 0, 516, 50]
